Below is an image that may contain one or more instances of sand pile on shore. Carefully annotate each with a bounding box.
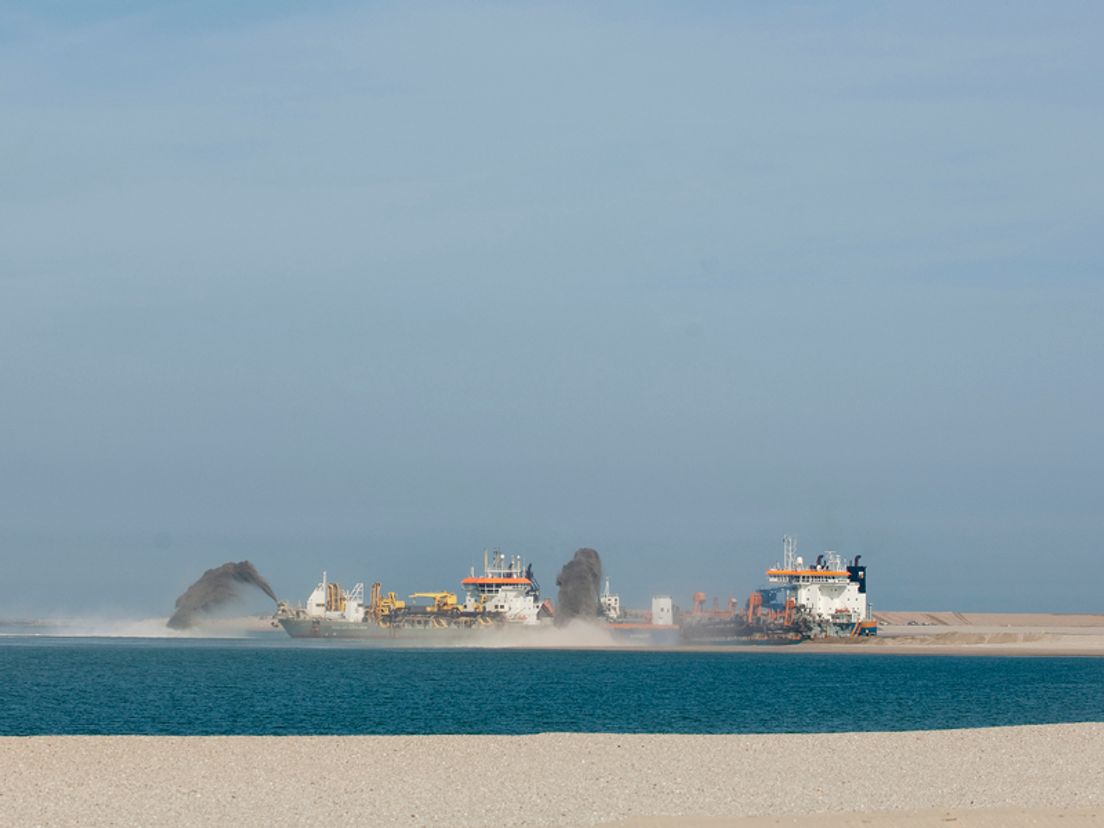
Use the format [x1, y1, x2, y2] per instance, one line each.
[876, 611, 1104, 628]
[806, 611, 1104, 655]
[2, 724, 1102, 826]
[877, 631, 1050, 646]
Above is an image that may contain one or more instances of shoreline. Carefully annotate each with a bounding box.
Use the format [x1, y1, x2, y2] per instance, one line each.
[673, 643, 1104, 657]
[5, 637, 1103, 657]
[3, 610, 1104, 658]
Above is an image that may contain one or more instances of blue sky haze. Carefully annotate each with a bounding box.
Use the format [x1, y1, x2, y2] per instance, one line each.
[1, 2, 1101, 615]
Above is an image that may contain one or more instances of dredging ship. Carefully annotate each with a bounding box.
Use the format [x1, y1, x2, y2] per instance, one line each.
[680, 536, 876, 642]
[274, 550, 548, 639]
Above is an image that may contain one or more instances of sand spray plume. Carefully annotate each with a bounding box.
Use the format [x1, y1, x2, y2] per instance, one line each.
[167, 561, 278, 630]
[554, 547, 602, 626]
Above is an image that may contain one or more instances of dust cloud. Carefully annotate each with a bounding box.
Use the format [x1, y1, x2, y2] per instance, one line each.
[167, 561, 278, 630]
[554, 547, 602, 626]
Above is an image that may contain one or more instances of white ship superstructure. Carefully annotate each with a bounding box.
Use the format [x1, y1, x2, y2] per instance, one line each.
[766, 536, 871, 634]
[300, 572, 365, 622]
[460, 549, 543, 625]
[600, 577, 621, 620]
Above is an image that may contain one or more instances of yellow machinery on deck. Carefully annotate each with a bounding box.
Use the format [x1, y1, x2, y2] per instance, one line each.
[368, 582, 406, 622]
[324, 582, 345, 613]
[408, 592, 461, 613]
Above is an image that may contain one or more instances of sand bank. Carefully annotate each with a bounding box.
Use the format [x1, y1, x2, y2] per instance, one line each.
[2, 724, 1102, 826]
[674, 612, 1104, 657]
[675, 629, 1104, 657]
[875, 612, 1104, 628]
[827, 611, 1104, 656]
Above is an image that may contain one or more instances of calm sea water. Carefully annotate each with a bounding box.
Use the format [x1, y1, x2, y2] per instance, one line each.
[2, 637, 1102, 736]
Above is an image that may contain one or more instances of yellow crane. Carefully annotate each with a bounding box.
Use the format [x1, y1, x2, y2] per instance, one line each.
[408, 592, 461, 613]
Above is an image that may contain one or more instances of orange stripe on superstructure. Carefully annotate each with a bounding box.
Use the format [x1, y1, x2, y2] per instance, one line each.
[460, 577, 533, 585]
[766, 570, 850, 577]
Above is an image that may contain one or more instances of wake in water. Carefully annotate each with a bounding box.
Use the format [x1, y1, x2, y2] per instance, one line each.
[167, 561, 278, 630]
[463, 619, 627, 649]
[0, 615, 278, 638]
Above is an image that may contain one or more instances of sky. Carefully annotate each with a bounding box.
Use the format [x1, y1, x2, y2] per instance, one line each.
[1, 1, 1102, 617]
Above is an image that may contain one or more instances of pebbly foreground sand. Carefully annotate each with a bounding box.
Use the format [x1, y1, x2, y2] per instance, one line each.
[2, 725, 1102, 826]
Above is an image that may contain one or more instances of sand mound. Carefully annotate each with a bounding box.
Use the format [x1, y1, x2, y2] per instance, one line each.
[876, 611, 1104, 628]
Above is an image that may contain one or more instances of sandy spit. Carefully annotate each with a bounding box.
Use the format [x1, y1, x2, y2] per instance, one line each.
[2, 724, 1102, 826]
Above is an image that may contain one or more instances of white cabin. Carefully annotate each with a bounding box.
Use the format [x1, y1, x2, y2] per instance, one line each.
[766, 537, 869, 625]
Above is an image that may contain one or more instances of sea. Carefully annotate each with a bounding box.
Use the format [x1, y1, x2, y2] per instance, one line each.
[2, 637, 1103, 736]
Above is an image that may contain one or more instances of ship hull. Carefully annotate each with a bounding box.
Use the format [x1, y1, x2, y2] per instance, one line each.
[277, 617, 488, 641]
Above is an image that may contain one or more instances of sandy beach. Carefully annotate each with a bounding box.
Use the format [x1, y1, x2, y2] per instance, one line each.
[848, 612, 1104, 656]
[3, 724, 1102, 826]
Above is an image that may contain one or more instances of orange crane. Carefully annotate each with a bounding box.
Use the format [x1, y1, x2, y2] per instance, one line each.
[691, 592, 739, 618]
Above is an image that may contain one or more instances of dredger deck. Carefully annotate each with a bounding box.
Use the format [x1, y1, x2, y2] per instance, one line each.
[275, 550, 551, 640]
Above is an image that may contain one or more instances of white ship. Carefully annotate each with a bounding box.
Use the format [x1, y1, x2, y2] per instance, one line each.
[765, 535, 875, 636]
[274, 550, 548, 639]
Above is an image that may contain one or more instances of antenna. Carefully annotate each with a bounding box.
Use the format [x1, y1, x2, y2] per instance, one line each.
[782, 535, 796, 569]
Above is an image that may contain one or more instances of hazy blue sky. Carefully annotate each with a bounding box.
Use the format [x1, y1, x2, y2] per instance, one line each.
[2, 2, 1102, 616]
